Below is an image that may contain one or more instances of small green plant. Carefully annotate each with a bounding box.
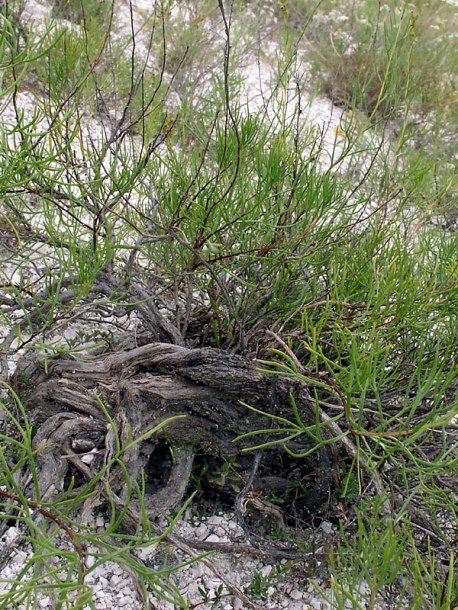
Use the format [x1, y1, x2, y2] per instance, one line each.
[322, 495, 414, 609]
[196, 583, 226, 609]
[244, 569, 271, 600]
[206, 457, 243, 492]
[336, 462, 360, 504]
[244, 564, 287, 600]
[316, 491, 457, 610]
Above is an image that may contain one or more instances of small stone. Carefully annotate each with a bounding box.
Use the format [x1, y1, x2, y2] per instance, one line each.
[290, 589, 303, 601]
[195, 523, 209, 538]
[81, 448, 96, 464]
[205, 534, 220, 543]
[117, 595, 134, 607]
[182, 582, 199, 598]
[4, 527, 21, 545]
[320, 520, 333, 534]
[39, 597, 50, 609]
[206, 516, 225, 526]
[260, 565, 272, 578]
[214, 526, 227, 537]
[190, 563, 206, 579]
[110, 573, 121, 586]
[11, 551, 27, 565]
[204, 578, 223, 591]
[85, 555, 96, 568]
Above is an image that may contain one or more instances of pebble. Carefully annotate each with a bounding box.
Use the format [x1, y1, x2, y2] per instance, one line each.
[206, 515, 225, 526]
[190, 563, 206, 579]
[117, 595, 135, 607]
[260, 565, 273, 578]
[204, 577, 223, 591]
[214, 526, 228, 537]
[86, 555, 96, 568]
[227, 520, 243, 533]
[81, 450, 96, 465]
[11, 550, 28, 564]
[289, 589, 303, 601]
[182, 581, 199, 598]
[204, 534, 221, 543]
[110, 574, 121, 586]
[4, 527, 21, 545]
[320, 520, 333, 534]
[194, 523, 209, 537]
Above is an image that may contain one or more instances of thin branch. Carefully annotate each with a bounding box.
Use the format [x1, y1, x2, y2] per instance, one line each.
[0, 488, 87, 580]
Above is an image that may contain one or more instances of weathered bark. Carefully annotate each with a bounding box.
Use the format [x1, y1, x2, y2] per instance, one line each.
[13, 342, 338, 528]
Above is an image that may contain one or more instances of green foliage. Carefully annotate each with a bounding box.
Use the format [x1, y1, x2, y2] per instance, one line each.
[308, 0, 458, 118]
[326, 495, 414, 609]
[244, 564, 286, 600]
[0, 0, 457, 607]
[50, 0, 110, 24]
[321, 494, 458, 609]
